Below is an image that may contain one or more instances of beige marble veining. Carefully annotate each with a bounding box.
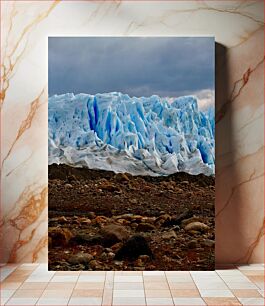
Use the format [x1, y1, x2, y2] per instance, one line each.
[0, 0, 264, 263]
[215, 22, 264, 264]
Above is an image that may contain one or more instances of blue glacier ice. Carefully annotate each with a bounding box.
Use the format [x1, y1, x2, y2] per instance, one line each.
[48, 92, 215, 176]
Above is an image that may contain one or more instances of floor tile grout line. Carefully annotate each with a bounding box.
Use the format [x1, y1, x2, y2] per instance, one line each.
[142, 270, 149, 306]
[2, 265, 45, 305]
[2, 287, 15, 306]
[218, 268, 260, 291]
[106, 271, 112, 305]
[110, 272, 115, 305]
[2, 264, 38, 284]
[191, 269, 235, 302]
[200, 268, 244, 306]
[64, 294, 72, 306]
[67, 270, 82, 305]
[204, 266, 254, 305]
[165, 270, 175, 305]
[110, 271, 114, 306]
[218, 267, 253, 306]
[101, 271, 107, 306]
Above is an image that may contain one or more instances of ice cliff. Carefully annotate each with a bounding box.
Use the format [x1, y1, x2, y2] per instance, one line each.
[48, 92, 215, 176]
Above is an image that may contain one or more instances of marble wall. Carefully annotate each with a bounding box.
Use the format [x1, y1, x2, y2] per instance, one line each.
[1, 1, 264, 263]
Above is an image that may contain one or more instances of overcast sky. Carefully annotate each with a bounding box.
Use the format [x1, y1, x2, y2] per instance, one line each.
[48, 37, 214, 101]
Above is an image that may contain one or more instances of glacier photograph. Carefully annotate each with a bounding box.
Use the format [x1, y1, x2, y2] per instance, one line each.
[48, 37, 215, 271]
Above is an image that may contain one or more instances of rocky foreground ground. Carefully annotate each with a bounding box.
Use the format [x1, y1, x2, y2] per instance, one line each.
[48, 164, 215, 271]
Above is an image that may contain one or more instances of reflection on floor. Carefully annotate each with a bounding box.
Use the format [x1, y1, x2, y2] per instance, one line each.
[0, 264, 264, 305]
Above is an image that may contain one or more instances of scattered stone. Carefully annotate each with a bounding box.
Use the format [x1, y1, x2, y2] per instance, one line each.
[181, 181, 189, 185]
[155, 214, 171, 227]
[100, 224, 130, 247]
[65, 183, 73, 188]
[181, 216, 201, 227]
[111, 242, 123, 252]
[79, 217, 92, 225]
[108, 252, 115, 259]
[114, 235, 153, 260]
[114, 173, 130, 182]
[136, 222, 156, 232]
[130, 223, 138, 229]
[70, 234, 103, 245]
[202, 239, 215, 247]
[72, 219, 81, 225]
[48, 164, 215, 271]
[68, 175, 77, 183]
[171, 225, 180, 231]
[49, 227, 73, 247]
[114, 261, 123, 267]
[142, 216, 156, 223]
[87, 212, 96, 219]
[56, 216, 68, 223]
[143, 185, 152, 192]
[138, 255, 150, 263]
[114, 214, 133, 220]
[164, 209, 193, 226]
[184, 222, 209, 232]
[100, 182, 121, 192]
[89, 260, 102, 269]
[68, 252, 93, 264]
[206, 202, 215, 209]
[131, 215, 144, 222]
[99, 252, 108, 260]
[135, 258, 145, 267]
[187, 240, 197, 249]
[162, 230, 177, 240]
[94, 216, 109, 225]
[121, 219, 132, 226]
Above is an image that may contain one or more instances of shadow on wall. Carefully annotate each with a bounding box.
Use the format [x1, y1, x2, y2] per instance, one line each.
[215, 42, 242, 264]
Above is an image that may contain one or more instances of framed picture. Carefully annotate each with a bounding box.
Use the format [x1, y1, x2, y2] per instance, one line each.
[48, 37, 215, 271]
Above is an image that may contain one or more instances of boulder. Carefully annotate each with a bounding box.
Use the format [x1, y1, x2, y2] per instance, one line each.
[69, 233, 103, 245]
[114, 235, 153, 260]
[68, 252, 93, 264]
[155, 214, 171, 227]
[100, 224, 130, 247]
[162, 230, 177, 240]
[184, 222, 209, 232]
[136, 223, 156, 232]
[49, 227, 73, 247]
[181, 216, 201, 227]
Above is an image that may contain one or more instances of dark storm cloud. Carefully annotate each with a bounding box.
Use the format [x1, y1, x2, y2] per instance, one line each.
[48, 37, 214, 97]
